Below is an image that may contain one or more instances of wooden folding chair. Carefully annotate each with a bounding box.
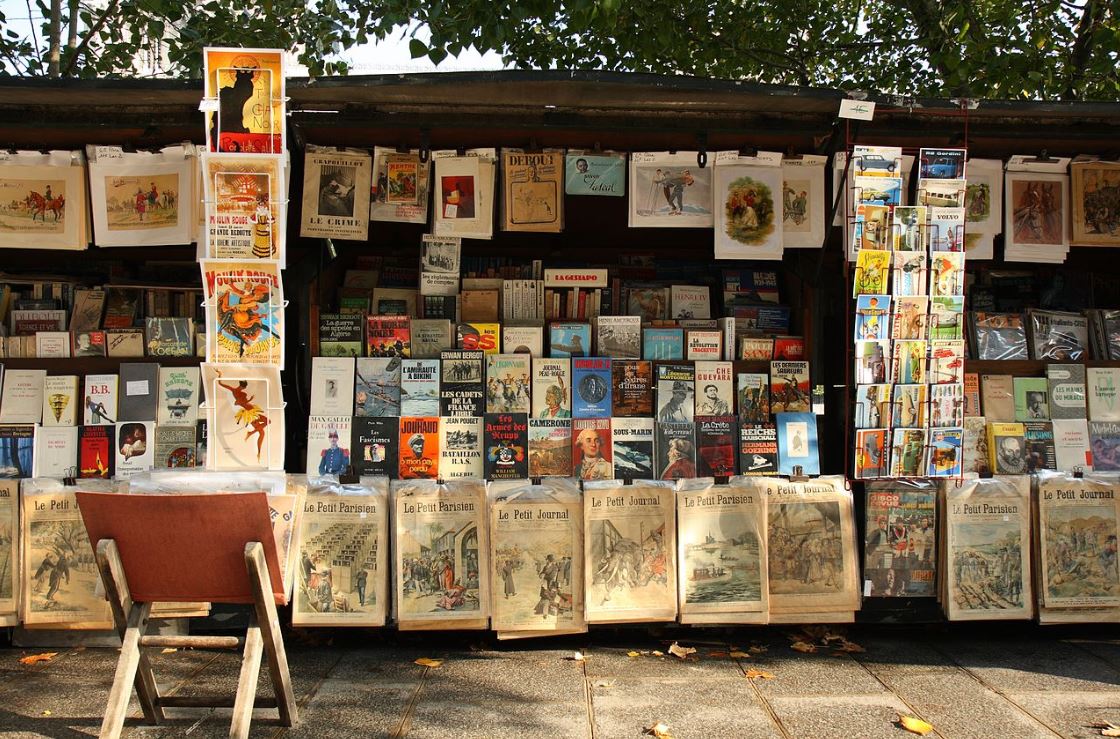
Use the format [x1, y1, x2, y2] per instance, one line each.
[76, 491, 298, 739]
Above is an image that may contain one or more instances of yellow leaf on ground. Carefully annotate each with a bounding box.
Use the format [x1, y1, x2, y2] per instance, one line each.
[644, 720, 673, 738]
[744, 668, 774, 680]
[790, 641, 817, 654]
[627, 651, 641, 658]
[729, 651, 750, 659]
[897, 715, 934, 736]
[19, 652, 57, 665]
[161, 648, 178, 654]
[668, 642, 696, 660]
[569, 651, 586, 662]
[414, 658, 443, 669]
[651, 650, 664, 657]
[41, 710, 52, 716]
[1100, 727, 1120, 738]
[834, 639, 866, 653]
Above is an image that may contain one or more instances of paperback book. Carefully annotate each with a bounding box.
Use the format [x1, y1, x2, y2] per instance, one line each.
[484, 413, 529, 480]
[351, 416, 399, 477]
[610, 417, 655, 480]
[528, 418, 572, 477]
[611, 360, 653, 417]
[572, 358, 612, 418]
[354, 357, 402, 417]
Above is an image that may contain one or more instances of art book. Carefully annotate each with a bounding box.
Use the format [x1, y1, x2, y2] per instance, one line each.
[769, 360, 809, 413]
[355, 357, 401, 417]
[628, 151, 714, 228]
[201, 259, 284, 364]
[310, 357, 356, 417]
[114, 421, 155, 479]
[306, 415, 353, 476]
[78, 425, 114, 479]
[854, 294, 891, 341]
[370, 146, 431, 224]
[155, 367, 200, 427]
[864, 482, 937, 597]
[200, 362, 285, 471]
[611, 417, 655, 480]
[776, 412, 819, 475]
[712, 152, 785, 260]
[440, 350, 485, 416]
[528, 419, 572, 477]
[484, 413, 528, 480]
[677, 477, 768, 623]
[611, 360, 653, 417]
[350, 416, 398, 477]
[737, 373, 770, 425]
[583, 480, 678, 623]
[697, 416, 737, 477]
[367, 316, 411, 358]
[694, 362, 734, 417]
[549, 322, 590, 358]
[572, 358, 612, 418]
[927, 428, 963, 477]
[299, 146, 373, 241]
[502, 151, 563, 232]
[738, 424, 777, 476]
[87, 145, 195, 247]
[200, 152, 285, 261]
[400, 359, 441, 417]
[532, 358, 572, 419]
[439, 415, 484, 480]
[203, 47, 285, 153]
[656, 364, 695, 423]
[486, 354, 531, 414]
[83, 374, 117, 426]
[656, 422, 697, 480]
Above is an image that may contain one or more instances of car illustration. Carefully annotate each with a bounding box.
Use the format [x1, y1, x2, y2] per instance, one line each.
[922, 157, 962, 179]
[858, 154, 897, 174]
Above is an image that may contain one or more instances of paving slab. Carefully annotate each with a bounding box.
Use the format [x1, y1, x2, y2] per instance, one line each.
[766, 694, 911, 739]
[939, 639, 1120, 693]
[286, 678, 414, 739]
[751, 652, 891, 698]
[851, 635, 960, 675]
[1006, 691, 1120, 739]
[407, 698, 590, 739]
[421, 652, 586, 703]
[582, 646, 744, 679]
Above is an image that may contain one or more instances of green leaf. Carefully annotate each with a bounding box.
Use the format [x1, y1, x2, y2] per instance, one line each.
[408, 38, 428, 58]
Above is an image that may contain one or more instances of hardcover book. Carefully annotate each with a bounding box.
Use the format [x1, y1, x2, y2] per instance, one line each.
[532, 357, 572, 419]
[611, 360, 653, 417]
[769, 360, 810, 413]
[440, 350, 485, 416]
[670, 285, 711, 320]
[571, 417, 613, 481]
[439, 415, 484, 480]
[398, 416, 440, 479]
[366, 316, 411, 358]
[41, 375, 79, 427]
[486, 354, 532, 414]
[656, 421, 697, 480]
[696, 416, 737, 477]
[642, 327, 684, 360]
[656, 364, 695, 423]
[400, 359, 441, 417]
[156, 366, 200, 427]
[318, 313, 364, 357]
[611, 417, 655, 480]
[694, 361, 734, 417]
[350, 416, 399, 477]
[118, 363, 160, 422]
[310, 357, 357, 416]
[354, 357, 401, 417]
[484, 413, 528, 480]
[528, 418, 572, 477]
[572, 357, 612, 418]
[83, 374, 118, 425]
[1046, 363, 1087, 420]
[78, 424, 114, 478]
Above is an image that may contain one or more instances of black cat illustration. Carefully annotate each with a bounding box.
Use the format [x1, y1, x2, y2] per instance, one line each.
[210, 68, 254, 149]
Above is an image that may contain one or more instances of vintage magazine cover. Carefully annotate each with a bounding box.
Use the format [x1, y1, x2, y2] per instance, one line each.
[628, 152, 713, 228]
[203, 47, 285, 154]
[584, 480, 677, 624]
[293, 478, 389, 627]
[370, 146, 431, 224]
[0, 480, 17, 620]
[300, 146, 372, 241]
[1036, 471, 1120, 611]
[757, 476, 860, 616]
[1071, 159, 1120, 247]
[0, 155, 87, 250]
[942, 476, 1033, 621]
[200, 362, 285, 471]
[677, 477, 768, 624]
[781, 154, 827, 249]
[201, 259, 284, 364]
[200, 152, 286, 261]
[502, 151, 563, 232]
[489, 479, 586, 635]
[21, 484, 112, 626]
[713, 152, 785, 260]
[87, 145, 195, 247]
[864, 481, 937, 597]
[393, 479, 489, 630]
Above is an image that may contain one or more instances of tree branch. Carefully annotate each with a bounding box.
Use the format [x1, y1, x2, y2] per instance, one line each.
[60, 0, 116, 76]
[1063, 0, 1104, 99]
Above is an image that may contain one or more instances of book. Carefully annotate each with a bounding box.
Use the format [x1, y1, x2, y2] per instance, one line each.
[670, 285, 711, 320]
[41, 375, 79, 427]
[696, 416, 737, 477]
[864, 486, 936, 597]
[502, 325, 543, 357]
[410, 318, 453, 359]
[611, 417, 655, 480]
[776, 412, 819, 475]
[643, 327, 684, 360]
[83, 374, 118, 425]
[354, 357, 401, 416]
[737, 373, 770, 424]
[307, 416, 353, 476]
[980, 374, 1015, 422]
[1087, 367, 1120, 421]
[855, 428, 889, 478]
[607, 359, 653, 417]
[484, 412, 528, 480]
[571, 417, 612, 480]
[1089, 421, 1120, 471]
[987, 421, 1028, 475]
[571, 357, 612, 418]
[1046, 364, 1087, 420]
[350, 416, 399, 477]
[889, 428, 927, 477]
[419, 233, 461, 295]
[656, 363, 695, 423]
[1052, 418, 1092, 472]
[103, 286, 140, 328]
[69, 288, 106, 332]
[32, 425, 77, 477]
[738, 423, 777, 476]
[10, 308, 65, 335]
[144, 317, 194, 357]
[35, 331, 70, 358]
[1013, 376, 1050, 421]
[772, 336, 804, 361]
[657, 421, 697, 480]
[318, 313, 364, 357]
[0, 424, 34, 477]
[371, 287, 417, 317]
[970, 312, 1028, 360]
[439, 350, 485, 416]
[398, 416, 440, 479]
[694, 361, 734, 417]
[927, 427, 963, 477]
[1023, 421, 1056, 472]
[366, 316, 411, 358]
[769, 360, 809, 413]
[439, 415, 484, 480]
[310, 357, 356, 416]
[118, 362, 160, 422]
[738, 336, 774, 361]
[114, 420, 155, 479]
[77, 424, 114, 478]
[685, 330, 722, 361]
[72, 330, 108, 357]
[106, 328, 146, 357]
[154, 425, 198, 468]
[531, 357, 572, 419]
[1028, 309, 1089, 361]
[628, 286, 670, 320]
[461, 289, 500, 322]
[962, 416, 990, 475]
[594, 315, 641, 358]
[855, 384, 891, 429]
[399, 359, 441, 417]
[0, 369, 45, 423]
[457, 322, 501, 354]
[485, 354, 531, 414]
[528, 418, 572, 476]
[964, 372, 981, 417]
[549, 322, 590, 358]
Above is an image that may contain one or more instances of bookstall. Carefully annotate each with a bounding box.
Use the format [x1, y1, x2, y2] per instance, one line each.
[0, 59, 1119, 637]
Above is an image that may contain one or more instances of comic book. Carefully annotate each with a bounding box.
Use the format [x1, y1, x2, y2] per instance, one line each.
[201, 259, 284, 364]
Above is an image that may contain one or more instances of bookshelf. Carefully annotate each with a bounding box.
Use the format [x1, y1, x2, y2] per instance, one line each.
[0, 356, 201, 373]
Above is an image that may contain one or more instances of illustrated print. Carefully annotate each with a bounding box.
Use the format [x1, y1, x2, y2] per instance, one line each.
[767, 501, 844, 595]
[317, 165, 357, 217]
[104, 174, 178, 230]
[722, 175, 775, 245]
[1011, 179, 1064, 245]
[0, 179, 66, 233]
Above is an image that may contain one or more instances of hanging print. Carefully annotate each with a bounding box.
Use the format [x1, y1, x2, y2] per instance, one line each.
[201, 259, 285, 364]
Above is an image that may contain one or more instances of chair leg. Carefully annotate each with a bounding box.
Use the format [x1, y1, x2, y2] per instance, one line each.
[99, 601, 152, 739]
[244, 542, 298, 727]
[229, 613, 264, 739]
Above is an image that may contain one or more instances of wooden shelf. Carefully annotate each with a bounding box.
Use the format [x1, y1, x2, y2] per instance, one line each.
[0, 356, 201, 373]
[965, 359, 1120, 375]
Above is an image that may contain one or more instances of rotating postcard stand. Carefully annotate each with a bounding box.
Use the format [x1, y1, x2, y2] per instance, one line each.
[76, 491, 296, 738]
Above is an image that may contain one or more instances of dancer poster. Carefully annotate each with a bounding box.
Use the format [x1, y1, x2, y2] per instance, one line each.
[200, 362, 285, 470]
[201, 259, 284, 364]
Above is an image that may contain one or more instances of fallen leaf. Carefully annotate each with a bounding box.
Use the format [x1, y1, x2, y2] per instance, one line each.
[651, 650, 664, 657]
[897, 715, 934, 736]
[790, 641, 817, 654]
[414, 658, 443, 669]
[644, 720, 673, 738]
[708, 651, 729, 658]
[729, 651, 750, 659]
[627, 651, 641, 658]
[668, 642, 697, 660]
[19, 652, 57, 665]
[749, 645, 767, 655]
[160, 648, 178, 654]
[1103, 730, 1120, 738]
[1089, 723, 1120, 736]
[568, 651, 586, 662]
[41, 710, 52, 717]
[744, 668, 774, 680]
[834, 639, 866, 653]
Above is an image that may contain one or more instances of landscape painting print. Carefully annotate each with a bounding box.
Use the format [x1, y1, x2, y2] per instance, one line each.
[201, 153, 284, 261]
[628, 152, 713, 228]
[0, 163, 84, 250]
[204, 47, 285, 154]
[201, 363, 285, 471]
[714, 161, 784, 260]
[88, 149, 194, 247]
[202, 259, 284, 364]
[1071, 161, 1120, 247]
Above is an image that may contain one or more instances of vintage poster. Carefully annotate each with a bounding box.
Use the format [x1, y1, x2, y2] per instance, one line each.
[584, 480, 677, 623]
[677, 478, 768, 623]
[293, 483, 389, 627]
[489, 479, 586, 634]
[21, 487, 112, 626]
[964, 158, 1003, 260]
[781, 154, 827, 249]
[393, 479, 489, 629]
[761, 476, 860, 616]
[713, 152, 784, 260]
[864, 482, 936, 597]
[0, 156, 87, 250]
[432, 149, 496, 240]
[1071, 159, 1120, 247]
[0, 480, 17, 619]
[564, 151, 625, 197]
[1037, 472, 1120, 610]
[200, 152, 285, 261]
[300, 146, 372, 241]
[502, 151, 563, 232]
[370, 146, 431, 223]
[201, 259, 284, 364]
[1003, 160, 1071, 262]
[203, 47, 285, 154]
[200, 362, 285, 471]
[87, 145, 195, 247]
[628, 151, 713, 228]
[943, 476, 1033, 621]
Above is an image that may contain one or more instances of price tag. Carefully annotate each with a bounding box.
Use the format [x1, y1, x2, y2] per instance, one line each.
[125, 380, 149, 396]
[198, 98, 220, 113]
[839, 99, 876, 121]
[94, 146, 124, 161]
[863, 579, 873, 597]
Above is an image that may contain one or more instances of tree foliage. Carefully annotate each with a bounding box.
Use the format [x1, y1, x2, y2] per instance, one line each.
[1, 0, 1118, 100]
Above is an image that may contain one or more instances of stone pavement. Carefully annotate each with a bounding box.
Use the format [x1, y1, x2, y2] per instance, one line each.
[1, 626, 1120, 738]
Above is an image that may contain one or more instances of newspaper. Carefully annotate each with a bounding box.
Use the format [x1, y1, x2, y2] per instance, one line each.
[0, 480, 17, 622]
